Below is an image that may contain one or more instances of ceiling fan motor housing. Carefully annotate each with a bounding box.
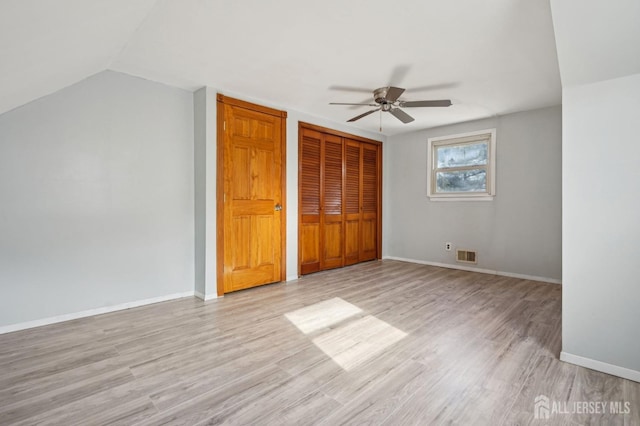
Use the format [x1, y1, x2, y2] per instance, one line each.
[373, 87, 389, 104]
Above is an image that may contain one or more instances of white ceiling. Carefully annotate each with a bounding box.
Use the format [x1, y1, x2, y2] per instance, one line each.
[0, 0, 562, 135]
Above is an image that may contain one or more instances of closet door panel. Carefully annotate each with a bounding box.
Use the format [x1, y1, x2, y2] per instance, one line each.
[323, 218, 343, 267]
[361, 214, 377, 255]
[300, 222, 320, 275]
[299, 129, 322, 273]
[344, 140, 361, 266]
[360, 143, 379, 261]
[344, 220, 359, 266]
[321, 135, 344, 270]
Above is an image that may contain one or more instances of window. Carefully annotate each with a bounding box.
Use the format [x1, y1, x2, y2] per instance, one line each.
[427, 129, 496, 201]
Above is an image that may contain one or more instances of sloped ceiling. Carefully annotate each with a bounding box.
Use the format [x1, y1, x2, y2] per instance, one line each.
[551, 0, 640, 87]
[0, 0, 158, 116]
[0, 0, 562, 135]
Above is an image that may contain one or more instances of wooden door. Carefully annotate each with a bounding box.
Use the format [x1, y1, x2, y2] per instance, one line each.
[217, 95, 286, 295]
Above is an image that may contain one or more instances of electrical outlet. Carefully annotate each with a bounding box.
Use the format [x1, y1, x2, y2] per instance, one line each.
[445, 242, 452, 251]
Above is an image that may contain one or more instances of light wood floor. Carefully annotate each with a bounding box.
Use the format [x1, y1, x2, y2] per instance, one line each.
[1, 260, 638, 425]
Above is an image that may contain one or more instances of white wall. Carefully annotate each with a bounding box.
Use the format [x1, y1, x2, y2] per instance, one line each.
[0, 71, 195, 328]
[562, 73, 640, 378]
[384, 106, 562, 282]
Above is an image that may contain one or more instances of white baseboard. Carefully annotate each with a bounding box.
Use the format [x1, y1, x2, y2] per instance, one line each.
[286, 275, 300, 282]
[383, 256, 562, 285]
[561, 351, 640, 383]
[0, 291, 195, 335]
[194, 291, 218, 301]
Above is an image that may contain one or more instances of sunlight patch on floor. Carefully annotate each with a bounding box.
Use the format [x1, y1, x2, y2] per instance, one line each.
[285, 297, 362, 334]
[285, 298, 407, 371]
[312, 315, 407, 371]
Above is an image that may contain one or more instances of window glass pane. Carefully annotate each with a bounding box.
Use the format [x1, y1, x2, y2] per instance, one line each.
[436, 169, 486, 193]
[436, 142, 488, 168]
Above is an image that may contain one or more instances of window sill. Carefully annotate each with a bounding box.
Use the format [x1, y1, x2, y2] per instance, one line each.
[427, 195, 495, 202]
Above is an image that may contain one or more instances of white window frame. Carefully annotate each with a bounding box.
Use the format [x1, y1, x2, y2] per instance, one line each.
[427, 128, 496, 201]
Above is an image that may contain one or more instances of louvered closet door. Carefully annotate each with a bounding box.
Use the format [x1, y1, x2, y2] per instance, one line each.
[298, 123, 381, 276]
[360, 143, 379, 261]
[321, 134, 344, 270]
[344, 140, 361, 266]
[299, 129, 322, 274]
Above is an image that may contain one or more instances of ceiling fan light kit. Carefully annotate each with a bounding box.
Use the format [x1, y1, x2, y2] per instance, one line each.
[330, 85, 452, 125]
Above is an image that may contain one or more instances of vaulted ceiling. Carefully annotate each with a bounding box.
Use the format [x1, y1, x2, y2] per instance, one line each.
[0, 0, 563, 135]
[550, 0, 640, 87]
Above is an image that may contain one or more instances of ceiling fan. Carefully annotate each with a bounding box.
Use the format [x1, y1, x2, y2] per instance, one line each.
[330, 86, 452, 123]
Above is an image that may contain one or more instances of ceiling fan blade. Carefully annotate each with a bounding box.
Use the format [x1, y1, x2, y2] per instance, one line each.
[349, 97, 375, 109]
[385, 86, 405, 102]
[406, 82, 459, 92]
[347, 108, 380, 122]
[389, 108, 415, 123]
[400, 100, 452, 108]
[388, 65, 411, 87]
[330, 102, 378, 106]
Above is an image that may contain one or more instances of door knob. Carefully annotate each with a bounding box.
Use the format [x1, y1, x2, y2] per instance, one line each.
[275, 203, 282, 211]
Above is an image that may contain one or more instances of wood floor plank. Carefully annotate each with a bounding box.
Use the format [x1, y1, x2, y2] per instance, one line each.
[148, 344, 284, 413]
[568, 367, 625, 426]
[138, 365, 293, 426]
[196, 373, 321, 425]
[318, 359, 429, 425]
[0, 356, 125, 408]
[0, 346, 120, 390]
[503, 354, 579, 425]
[249, 390, 341, 426]
[624, 379, 640, 426]
[11, 378, 157, 426]
[0, 367, 134, 424]
[0, 260, 637, 425]
[319, 351, 419, 405]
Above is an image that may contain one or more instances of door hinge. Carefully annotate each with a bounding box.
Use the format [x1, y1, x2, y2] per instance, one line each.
[223, 121, 226, 131]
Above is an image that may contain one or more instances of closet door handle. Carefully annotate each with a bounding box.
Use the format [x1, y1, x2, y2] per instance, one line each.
[275, 203, 282, 211]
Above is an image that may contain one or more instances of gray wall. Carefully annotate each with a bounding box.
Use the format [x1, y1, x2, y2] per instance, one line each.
[0, 71, 195, 327]
[562, 73, 640, 375]
[384, 105, 562, 282]
[193, 87, 217, 298]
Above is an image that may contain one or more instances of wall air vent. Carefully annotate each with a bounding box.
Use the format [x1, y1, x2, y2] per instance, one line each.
[456, 249, 477, 264]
